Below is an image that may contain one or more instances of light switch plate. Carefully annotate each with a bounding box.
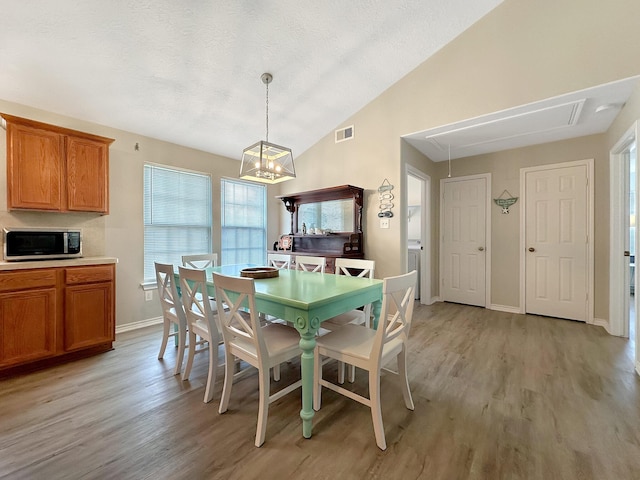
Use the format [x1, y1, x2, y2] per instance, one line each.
[380, 218, 390, 228]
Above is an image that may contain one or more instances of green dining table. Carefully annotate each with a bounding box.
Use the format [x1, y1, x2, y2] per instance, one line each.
[187, 264, 383, 439]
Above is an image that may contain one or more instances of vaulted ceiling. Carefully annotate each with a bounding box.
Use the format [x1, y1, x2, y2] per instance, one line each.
[1, 1, 504, 160]
[5, 1, 633, 165]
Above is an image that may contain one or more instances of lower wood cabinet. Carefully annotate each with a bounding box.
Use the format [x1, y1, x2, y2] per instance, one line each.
[64, 266, 114, 352]
[0, 263, 115, 374]
[0, 287, 57, 368]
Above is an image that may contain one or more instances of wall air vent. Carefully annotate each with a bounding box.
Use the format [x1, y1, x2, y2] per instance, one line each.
[335, 125, 354, 143]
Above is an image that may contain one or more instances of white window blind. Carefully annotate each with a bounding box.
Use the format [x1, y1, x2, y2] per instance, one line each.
[221, 178, 266, 265]
[144, 164, 212, 282]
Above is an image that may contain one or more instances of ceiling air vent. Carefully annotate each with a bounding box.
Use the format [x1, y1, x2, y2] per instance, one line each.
[335, 125, 354, 143]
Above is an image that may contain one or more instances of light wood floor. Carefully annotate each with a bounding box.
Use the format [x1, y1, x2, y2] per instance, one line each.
[2, 302, 640, 480]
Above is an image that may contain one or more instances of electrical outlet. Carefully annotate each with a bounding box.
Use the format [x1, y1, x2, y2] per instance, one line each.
[380, 218, 390, 228]
[145, 290, 153, 302]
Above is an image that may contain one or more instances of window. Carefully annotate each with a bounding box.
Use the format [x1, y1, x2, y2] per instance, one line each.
[144, 164, 212, 282]
[221, 179, 266, 265]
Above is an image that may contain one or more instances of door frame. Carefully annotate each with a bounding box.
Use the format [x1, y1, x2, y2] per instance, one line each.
[519, 159, 594, 323]
[439, 173, 492, 308]
[405, 165, 431, 304]
[609, 120, 638, 338]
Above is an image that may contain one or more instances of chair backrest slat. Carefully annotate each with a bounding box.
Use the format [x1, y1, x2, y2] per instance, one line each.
[213, 273, 267, 363]
[178, 266, 220, 339]
[371, 270, 417, 364]
[267, 253, 292, 270]
[295, 255, 326, 273]
[155, 262, 186, 323]
[182, 253, 218, 269]
[335, 258, 375, 278]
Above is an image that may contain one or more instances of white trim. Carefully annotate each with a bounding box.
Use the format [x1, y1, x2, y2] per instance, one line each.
[116, 317, 163, 334]
[430, 296, 442, 304]
[440, 173, 492, 308]
[490, 304, 520, 314]
[406, 164, 431, 304]
[519, 159, 595, 323]
[592, 317, 611, 333]
[609, 121, 638, 337]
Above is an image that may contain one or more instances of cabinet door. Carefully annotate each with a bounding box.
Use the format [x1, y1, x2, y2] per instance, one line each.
[64, 281, 114, 351]
[66, 135, 109, 213]
[0, 288, 57, 367]
[6, 122, 63, 210]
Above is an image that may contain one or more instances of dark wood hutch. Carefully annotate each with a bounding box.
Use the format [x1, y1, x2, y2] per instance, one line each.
[273, 185, 364, 273]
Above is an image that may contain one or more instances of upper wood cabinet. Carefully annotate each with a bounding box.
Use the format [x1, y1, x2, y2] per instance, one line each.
[1, 113, 114, 214]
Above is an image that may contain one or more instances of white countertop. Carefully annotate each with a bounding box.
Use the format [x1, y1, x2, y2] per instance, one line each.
[0, 257, 118, 271]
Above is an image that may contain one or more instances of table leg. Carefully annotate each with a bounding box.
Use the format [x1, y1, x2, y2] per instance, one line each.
[294, 315, 320, 438]
[371, 298, 382, 329]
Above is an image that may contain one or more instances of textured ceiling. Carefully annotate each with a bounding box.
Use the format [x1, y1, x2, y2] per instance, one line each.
[0, 0, 504, 161]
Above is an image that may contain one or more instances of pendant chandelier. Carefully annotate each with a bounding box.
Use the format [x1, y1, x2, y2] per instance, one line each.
[239, 73, 296, 184]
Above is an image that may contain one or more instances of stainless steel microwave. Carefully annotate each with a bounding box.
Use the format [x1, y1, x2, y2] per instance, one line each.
[3, 228, 82, 261]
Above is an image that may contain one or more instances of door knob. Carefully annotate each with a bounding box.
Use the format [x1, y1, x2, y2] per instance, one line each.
[528, 247, 535, 252]
[478, 246, 484, 251]
[625, 250, 631, 257]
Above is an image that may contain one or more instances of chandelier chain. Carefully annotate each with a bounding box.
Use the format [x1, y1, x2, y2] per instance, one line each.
[265, 81, 269, 143]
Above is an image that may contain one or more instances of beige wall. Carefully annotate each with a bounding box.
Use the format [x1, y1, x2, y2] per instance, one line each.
[0, 100, 282, 327]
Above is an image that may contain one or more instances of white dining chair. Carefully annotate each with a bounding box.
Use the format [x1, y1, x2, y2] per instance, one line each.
[155, 262, 188, 376]
[325, 258, 376, 328]
[213, 272, 302, 447]
[178, 266, 224, 403]
[323, 258, 376, 383]
[263, 252, 292, 327]
[181, 253, 218, 269]
[295, 255, 326, 273]
[267, 253, 292, 270]
[314, 270, 417, 450]
[182, 253, 219, 306]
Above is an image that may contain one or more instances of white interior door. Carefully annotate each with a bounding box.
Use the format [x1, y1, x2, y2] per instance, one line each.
[524, 164, 588, 321]
[441, 176, 487, 307]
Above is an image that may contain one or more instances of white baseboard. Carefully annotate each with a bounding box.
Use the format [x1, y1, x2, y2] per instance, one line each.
[489, 304, 520, 314]
[592, 317, 611, 334]
[116, 316, 163, 334]
[419, 296, 440, 305]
